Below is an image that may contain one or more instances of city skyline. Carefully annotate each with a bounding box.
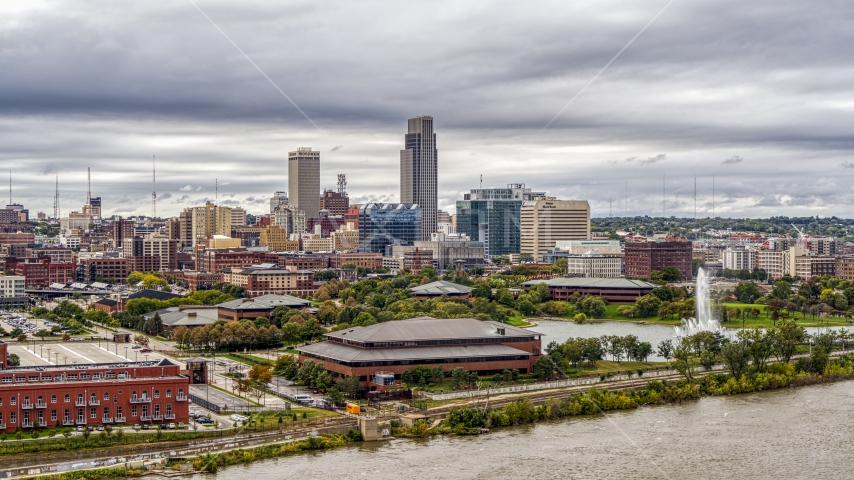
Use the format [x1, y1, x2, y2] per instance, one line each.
[3, 1, 854, 218]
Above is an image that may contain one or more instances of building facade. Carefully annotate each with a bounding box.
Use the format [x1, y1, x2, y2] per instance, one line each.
[0, 275, 25, 297]
[289, 147, 320, 220]
[400, 116, 437, 241]
[624, 240, 693, 281]
[522, 278, 657, 303]
[319, 190, 349, 215]
[565, 250, 622, 278]
[358, 203, 421, 254]
[520, 198, 591, 262]
[222, 265, 315, 297]
[0, 349, 189, 434]
[722, 247, 755, 272]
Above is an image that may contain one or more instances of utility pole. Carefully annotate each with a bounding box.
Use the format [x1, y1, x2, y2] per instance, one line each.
[712, 173, 715, 219]
[662, 174, 665, 218]
[625, 181, 628, 217]
[694, 176, 697, 219]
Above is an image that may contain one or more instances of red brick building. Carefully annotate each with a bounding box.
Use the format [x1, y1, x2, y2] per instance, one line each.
[78, 257, 129, 283]
[0, 341, 189, 433]
[319, 190, 350, 216]
[306, 211, 346, 238]
[298, 317, 543, 386]
[197, 249, 277, 273]
[8, 257, 74, 288]
[625, 240, 693, 281]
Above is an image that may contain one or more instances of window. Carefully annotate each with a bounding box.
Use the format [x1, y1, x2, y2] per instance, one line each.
[1, 376, 10, 383]
[90, 407, 97, 419]
[153, 390, 160, 398]
[64, 394, 70, 402]
[166, 389, 172, 398]
[23, 396, 30, 405]
[28, 375, 38, 381]
[51, 410, 57, 421]
[42, 375, 52, 381]
[178, 389, 184, 398]
[93, 373, 101, 379]
[51, 395, 57, 403]
[131, 406, 137, 417]
[103, 407, 110, 418]
[67, 374, 78, 380]
[105, 372, 116, 378]
[104, 392, 109, 401]
[10, 397, 16, 405]
[10, 412, 15, 423]
[77, 394, 83, 404]
[15, 376, 24, 382]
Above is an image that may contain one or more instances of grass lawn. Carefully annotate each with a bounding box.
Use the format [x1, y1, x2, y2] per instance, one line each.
[225, 353, 276, 366]
[507, 314, 535, 328]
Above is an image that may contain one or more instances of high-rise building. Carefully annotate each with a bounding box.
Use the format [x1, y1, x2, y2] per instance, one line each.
[189, 202, 233, 246]
[288, 147, 320, 219]
[122, 235, 178, 272]
[271, 203, 306, 237]
[270, 191, 289, 213]
[400, 115, 437, 241]
[358, 203, 421, 254]
[520, 197, 591, 262]
[320, 190, 349, 215]
[230, 207, 247, 227]
[456, 184, 545, 258]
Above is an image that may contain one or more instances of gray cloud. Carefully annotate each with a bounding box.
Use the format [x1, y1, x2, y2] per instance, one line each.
[722, 155, 743, 166]
[638, 154, 666, 165]
[2, 1, 854, 218]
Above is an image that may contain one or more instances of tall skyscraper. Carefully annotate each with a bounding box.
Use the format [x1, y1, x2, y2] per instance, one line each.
[456, 184, 545, 257]
[520, 197, 591, 262]
[289, 147, 320, 219]
[400, 115, 437, 241]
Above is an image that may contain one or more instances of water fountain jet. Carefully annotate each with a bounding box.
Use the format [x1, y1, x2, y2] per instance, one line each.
[674, 268, 722, 337]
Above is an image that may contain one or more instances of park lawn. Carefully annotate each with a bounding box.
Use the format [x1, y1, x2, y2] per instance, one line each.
[507, 314, 535, 328]
[225, 353, 276, 366]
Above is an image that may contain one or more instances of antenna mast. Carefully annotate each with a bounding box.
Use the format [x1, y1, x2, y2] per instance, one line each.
[694, 176, 697, 219]
[86, 167, 91, 206]
[215, 178, 218, 205]
[152, 155, 156, 219]
[54, 174, 60, 220]
[8, 168, 11, 206]
[337, 174, 347, 197]
[662, 174, 665, 218]
[712, 173, 715, 219]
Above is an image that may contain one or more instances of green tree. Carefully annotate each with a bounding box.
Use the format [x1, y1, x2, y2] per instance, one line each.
[721, 341, 750, 379]
[775, 319, 805, 363]
[635, 294, 662, 317]
[672, 339, 698, 381]
[734, 282, 761, 303]
[771, 280, 793, 300]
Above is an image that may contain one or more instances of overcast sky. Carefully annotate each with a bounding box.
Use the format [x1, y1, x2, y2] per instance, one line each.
[2, 0, 854, 219]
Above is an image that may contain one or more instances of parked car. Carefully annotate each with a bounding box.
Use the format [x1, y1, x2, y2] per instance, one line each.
[167, 423, 176, 429]
[96, 425, 104, 431]
[132, 424, 141, 430]
[132, 345, 142, 349]
[76, 426, 84, 432]
[141, 424, 150, 430]
[140, 348, 152, 353]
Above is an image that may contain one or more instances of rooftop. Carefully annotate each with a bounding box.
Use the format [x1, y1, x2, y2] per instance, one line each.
[324, 317, 539, 343]
[409, 280, 474, 296]
[217, 293, 310, 310]
[127, 289, 183, 301]
[521, 278, 658, 289]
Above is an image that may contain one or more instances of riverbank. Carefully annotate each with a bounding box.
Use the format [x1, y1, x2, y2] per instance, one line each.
[26, 353, 854, 479]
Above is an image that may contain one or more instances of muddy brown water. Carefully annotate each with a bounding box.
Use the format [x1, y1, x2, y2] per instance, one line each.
[192, 380, 854, 479]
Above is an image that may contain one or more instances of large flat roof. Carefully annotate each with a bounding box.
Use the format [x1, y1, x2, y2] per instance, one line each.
[299, 342, 530, 363]
[217, 293, 310, 310]
[409, 280, 473, 296]
[324, 317, 539, 343]
[521, 278, 658, 289]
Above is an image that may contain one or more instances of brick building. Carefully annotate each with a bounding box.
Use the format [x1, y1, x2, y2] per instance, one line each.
[216, 294, 310, 322]
[328, 252, 382, 270]
[319, 190, 350, 215]
[624, 240, 693, 281]
[197, 249, 277, 273]
[77, 257, 130, 283]
[306, 211, 346, 237]
[8, 257, 75, 288]
[0, 344, 189, 434]
[221, 265, 315, 297]
[521, 278, 657, 303]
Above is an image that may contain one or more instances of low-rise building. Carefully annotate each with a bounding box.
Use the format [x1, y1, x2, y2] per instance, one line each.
[301, 235, 333, 252]
[328, 252, 382, 270]
[564, 250, 622, 278]
[722, 246, 755, 271]
[222, 264, 315, 297]
[0, 346, 189, 434]
[624, 239, 693, 281]
[216, 294, 311, 322]
[297, 317, 543, 385]
[409, 280, 473, 300]
[521, 277, 657, 303]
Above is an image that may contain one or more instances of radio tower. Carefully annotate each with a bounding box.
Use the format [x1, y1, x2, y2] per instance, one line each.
[86, 167, 91, 205]
[152, 155, 157, 219]
[53, 174, 60, 220]
[337, 174, 347, 197]
[8, 168, 11, 205]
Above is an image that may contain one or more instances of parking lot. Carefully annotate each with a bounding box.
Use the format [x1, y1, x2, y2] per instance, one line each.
[190, 385, 254, 410]
[6, 342, 173, 366]
[1, 314, 55, 336]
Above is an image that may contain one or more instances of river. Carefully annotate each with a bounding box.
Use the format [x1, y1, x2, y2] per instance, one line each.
[193, 380, 854, 479]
